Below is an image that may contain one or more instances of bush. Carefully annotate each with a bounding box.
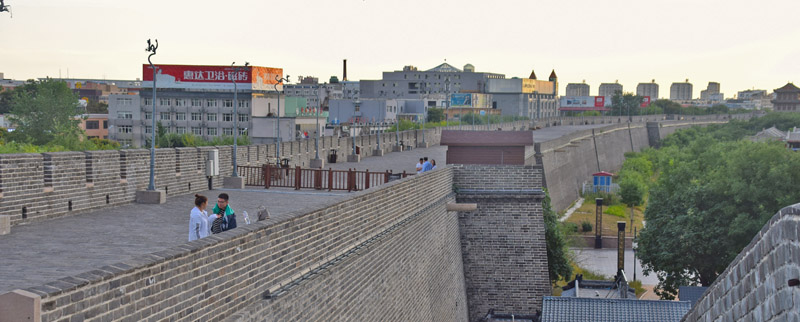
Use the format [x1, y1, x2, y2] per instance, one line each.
[583, 191, 620, 206]
[605, 205, 627, 218]
[562, 222, 579, 233]
[581, 221, 593, 232]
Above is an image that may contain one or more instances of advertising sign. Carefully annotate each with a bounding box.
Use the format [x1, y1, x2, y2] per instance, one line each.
[141, 64, 283, 90]
[559, 96, 610, 111]
[451, 93, 473, 107]
[521, 79, 536, 93]
[640, 96, 651, 107]
[595, 96, 605, 107]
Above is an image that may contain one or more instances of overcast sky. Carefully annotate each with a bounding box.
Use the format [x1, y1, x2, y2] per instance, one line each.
[1, 0, 799, 98]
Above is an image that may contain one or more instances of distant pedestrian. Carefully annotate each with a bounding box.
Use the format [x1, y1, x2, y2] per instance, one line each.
[213, 193, 237, 232]
[416, 158, 424, 174]
[422, 157, 433, 172]
[431, 159, 437, 170]
[189, 194, 209, 242]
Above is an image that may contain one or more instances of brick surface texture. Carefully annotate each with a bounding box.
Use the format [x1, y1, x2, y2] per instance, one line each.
[454, 165, 551, 321]
[682, 204, 800, 322]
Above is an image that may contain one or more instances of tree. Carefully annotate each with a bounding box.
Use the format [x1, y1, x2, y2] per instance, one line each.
[427, 107, 444, 123]
[610, 91, 644, 118]
[8, 79, 84, 145]
[86, 101, 108, 114]
[637, 138, 800, 299]
[618, 172, 646, 207]
[543, 189, 572, 284]
[650, 99, 682, 115]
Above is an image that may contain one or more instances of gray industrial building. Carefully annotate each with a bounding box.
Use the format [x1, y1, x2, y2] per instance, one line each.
[598, 82, 623, 101]
[487, 71, 559, 119]
[565, 83, 590, 96]
[636, 81, 659, 100]
[328, 99, 399, 125]
[670, 81, 694, 102]
[700, 82, 721, 100]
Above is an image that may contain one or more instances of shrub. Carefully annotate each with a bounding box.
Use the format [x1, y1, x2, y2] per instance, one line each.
[581, 221, 593, 232]
[605, 205, 627, 218]
[562, 222, 579, 233]
[583, 191, 620, 206]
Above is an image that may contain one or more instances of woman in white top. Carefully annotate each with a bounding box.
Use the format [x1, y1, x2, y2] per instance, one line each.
[189, 194, 210, 241]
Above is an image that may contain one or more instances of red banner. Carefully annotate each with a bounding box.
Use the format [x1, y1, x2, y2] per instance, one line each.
[594, 96, 605, 107]
[142, 64, 283, 86]
[640, 96, 651, 107]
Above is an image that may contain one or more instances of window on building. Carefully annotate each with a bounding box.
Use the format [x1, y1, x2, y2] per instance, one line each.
[160, 112, 170, 120]
[85, 120, 100, 129]
[238, 100, 249, 108]
[145, 126, 152, 134]
[206, 99, 217, 107]
[223, 99, 233, 107]
[103, 120, 108, 129]
[144, 112, 152, 120]
[223, 113, 233, 122]
[174, 99, 184, 107]
[223, 128, 233, 136]
[159, 98, 171, 106]
[207, 113, 217, 121]
[144, 98, 152, 106]
[238, 114, 249, 122]
[191, 127, 202, 135]
[207, 128, 218, 136]
[175, 113, 186, 120]
[238, 128, 247, 136]
[176, 127, 186, 134]
[191, 99, 202, 107]
[118, 125, 133, 133]
[117, 112, 133, 119]
[118, 139, 132, 146]
[191, 113, 202, 121]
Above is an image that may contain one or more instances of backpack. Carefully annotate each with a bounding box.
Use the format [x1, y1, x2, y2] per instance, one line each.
[211, 215, 224, 234]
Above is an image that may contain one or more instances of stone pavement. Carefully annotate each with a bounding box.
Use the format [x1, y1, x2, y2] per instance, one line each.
[0, 188, 350, 293]
[571, 247, 659, 285]
[326, 145, 447, 173]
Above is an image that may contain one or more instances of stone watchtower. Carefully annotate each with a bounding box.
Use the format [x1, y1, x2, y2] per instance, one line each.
[443, 130, 551, 320]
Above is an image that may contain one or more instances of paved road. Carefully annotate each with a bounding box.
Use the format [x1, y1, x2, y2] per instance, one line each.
[0, 189, 350, 293]
[571, 247, 659, 285]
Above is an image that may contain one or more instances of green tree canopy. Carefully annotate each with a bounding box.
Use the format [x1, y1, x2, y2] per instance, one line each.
[427, 107, 444, 123]
[544, 190, 572, 284]
[8, 79, 84, 145]
[610, 91, 644, 118]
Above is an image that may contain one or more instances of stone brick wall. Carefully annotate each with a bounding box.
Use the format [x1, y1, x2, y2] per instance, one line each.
[25, 166, 462, 322]
[454, 164, 551, 321]
[682, 204, 800, 322]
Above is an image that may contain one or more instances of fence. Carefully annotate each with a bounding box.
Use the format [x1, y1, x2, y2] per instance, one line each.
[237, 165, 414, 192]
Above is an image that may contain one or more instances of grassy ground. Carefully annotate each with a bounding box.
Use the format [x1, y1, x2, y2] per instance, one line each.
[552, 261, 645, 298]
[563, 201, 645, 236]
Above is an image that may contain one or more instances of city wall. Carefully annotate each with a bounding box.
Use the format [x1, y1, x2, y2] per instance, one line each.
[681, 203, 800, 322]
[535, 114, 752, 212]
[8, 167, 467, 322]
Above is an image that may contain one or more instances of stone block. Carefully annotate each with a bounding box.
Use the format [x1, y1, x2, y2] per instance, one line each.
[392, 145, 403, 152]
[373, 149, 385, 156]
[309, 158, 325, 169]
[135, 190, 166, 204]
[417, 142, 430, 149]
[0, 216, 8, 235]
[223, 176, 245, 189]
[347, 154, 361, 163]
[0, 289, 41, 322]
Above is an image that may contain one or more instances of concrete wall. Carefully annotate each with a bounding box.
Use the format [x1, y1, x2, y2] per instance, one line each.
[18, 167, 465, 322]
[454, 164, 551, 320]
[682, 203, 800, 322]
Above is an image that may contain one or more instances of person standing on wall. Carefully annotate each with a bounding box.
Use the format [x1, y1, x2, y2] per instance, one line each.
[189, 194, 210, 241]
[212, 193, 237, 233]
[422, 157, 433, 172]
[416, 158, 424, 174]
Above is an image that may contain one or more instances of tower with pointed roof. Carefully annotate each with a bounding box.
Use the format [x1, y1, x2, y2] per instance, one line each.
[771, 83, 800, 112]
[549, 70, 558, 96]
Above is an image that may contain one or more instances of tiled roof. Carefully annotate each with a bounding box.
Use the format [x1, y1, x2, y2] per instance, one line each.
[426, 63, 462, 73]
[678, 286, 708, 307]
[756, 126, 786, 139]
[440, 130, 534, 146]
[775, 83, 800, 93]
[542, 296, 691, 322]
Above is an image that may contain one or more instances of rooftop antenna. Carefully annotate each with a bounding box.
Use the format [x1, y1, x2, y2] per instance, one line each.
[1, 0, 12, 18]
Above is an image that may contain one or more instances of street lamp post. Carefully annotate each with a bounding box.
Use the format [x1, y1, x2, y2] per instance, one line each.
[145, 39, 158, 191]
[445, 77, 450, 127]
[274, 74, 290, 165]
[310, 84, 324, 168]
[230, 62, 249, 177]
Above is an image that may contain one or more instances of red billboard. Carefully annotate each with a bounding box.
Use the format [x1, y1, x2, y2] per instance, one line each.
[640, 96, 651, 107]
[594, 96, 605, 107]
[142, 64, 283, 90]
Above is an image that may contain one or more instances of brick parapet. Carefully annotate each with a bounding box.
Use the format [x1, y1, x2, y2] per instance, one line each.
[25, 166, 458, 322]
[682, 204, 800, 322]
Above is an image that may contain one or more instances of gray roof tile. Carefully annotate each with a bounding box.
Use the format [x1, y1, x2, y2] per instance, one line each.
[542, 296, 691, 322]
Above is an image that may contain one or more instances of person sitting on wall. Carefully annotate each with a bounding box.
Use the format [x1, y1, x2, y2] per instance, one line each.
[212, 193, 237, 233]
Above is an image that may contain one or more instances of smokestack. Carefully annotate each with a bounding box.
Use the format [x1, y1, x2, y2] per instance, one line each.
[617, 221, 626, 274]
[343, 59, 347, 82]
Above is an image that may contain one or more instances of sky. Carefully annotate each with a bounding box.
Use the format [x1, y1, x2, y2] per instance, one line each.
[1, 0, 800, 99]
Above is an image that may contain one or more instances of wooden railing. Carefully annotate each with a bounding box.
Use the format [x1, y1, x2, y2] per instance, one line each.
[237, 165, 414, 192]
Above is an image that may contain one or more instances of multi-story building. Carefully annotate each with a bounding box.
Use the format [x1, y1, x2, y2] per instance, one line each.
[670, 80, 693, 102]
[109, 64, 286, 147]
[565, 83, 590, 96]
[488, 70, 559, 119]
[700, 82, 721, 101]
[598, 82, 623, 101]
[0, 72, 24, 91]
[771, 83, 800, 112]
[636, 81, 659, 100]
[79, 114, 109, 140]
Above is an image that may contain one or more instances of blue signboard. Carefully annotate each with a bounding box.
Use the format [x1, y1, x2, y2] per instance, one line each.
[479, 110, 486, 116]
[451, 93, 472, 107]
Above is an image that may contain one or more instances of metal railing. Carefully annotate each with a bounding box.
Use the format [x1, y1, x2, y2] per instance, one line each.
[237, 165, 414, 192]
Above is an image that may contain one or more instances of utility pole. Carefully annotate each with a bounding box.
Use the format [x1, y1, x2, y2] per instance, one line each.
[274, 74, 290, 165]
[146, 39, 158, 191]
[230, 62, 249, 177]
